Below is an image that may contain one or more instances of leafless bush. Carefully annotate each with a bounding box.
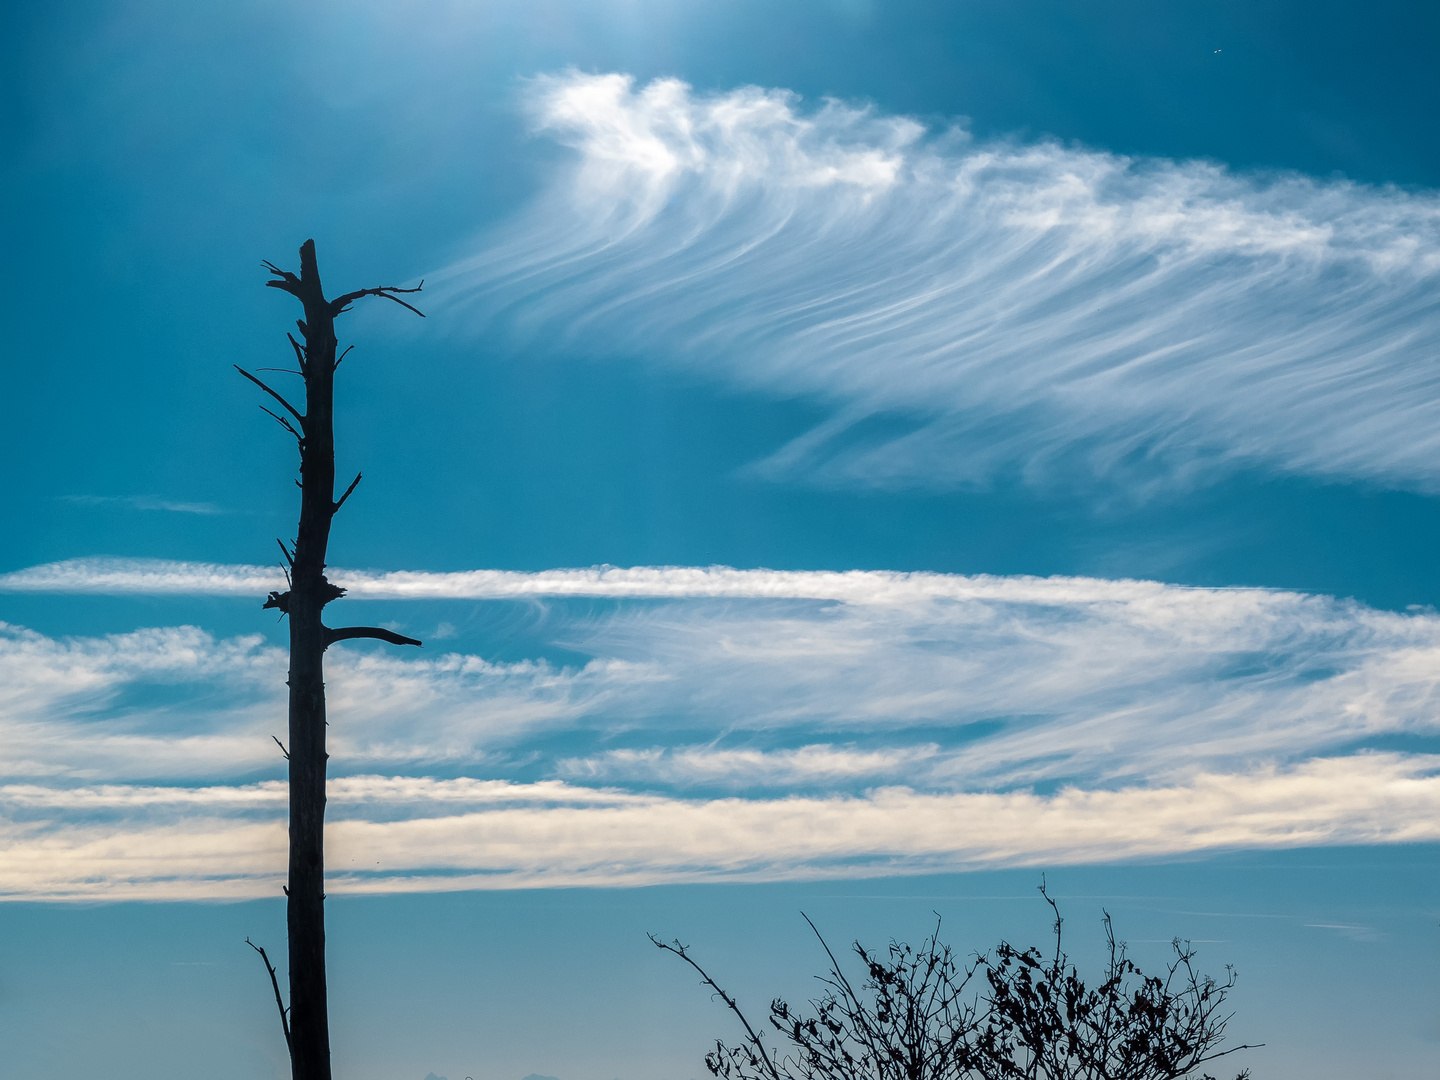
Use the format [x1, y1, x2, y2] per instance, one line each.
[653, 881, 1256, 1080]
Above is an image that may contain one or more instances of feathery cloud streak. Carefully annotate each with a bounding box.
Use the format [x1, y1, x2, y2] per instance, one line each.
[432, 72, 1440, 491]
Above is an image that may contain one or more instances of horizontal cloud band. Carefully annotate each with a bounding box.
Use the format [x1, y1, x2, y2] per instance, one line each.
[3, 560, 1438, 788]
[0, 556, 1319, 603]
[5, 560, 1438, 899]
[4, 755, 1436, 901]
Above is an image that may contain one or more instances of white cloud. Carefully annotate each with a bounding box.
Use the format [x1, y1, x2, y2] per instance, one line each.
[0, 559, 284, 596]
[327, 752, 1440, 886]
[431, 72, 1440, 492]
[4, 755, 1436, 900]
[557, 743, 943, 786]
[3, 565, 1438, 786]
[3, 562, 1439, 897]
[0, 617, 615, 781]
[0, 555, 1395, 604]
[0, 776, 647, 811]
[0, 621, 286, 780]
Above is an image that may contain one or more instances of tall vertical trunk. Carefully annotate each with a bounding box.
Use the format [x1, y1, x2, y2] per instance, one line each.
[242, 240, 423, 1080]
[285, 240, 339, 1080]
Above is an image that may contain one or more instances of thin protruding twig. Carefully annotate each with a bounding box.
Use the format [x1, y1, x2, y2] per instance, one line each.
[276, 539, 294, 567]
[235, 366, 305, 426]
[334, 345, 354, 369]
[802, 912, 865, 1011]
[287, 332, 308, 375]
[333, 472, 362, 513]
[258, 406, 303, 442]
[799, 912, 884, 1056]
[272, 736, 290, 760]
[246, 938, 292, 1059]
[323, 626, 422, 648]
[650, 935, 782, 1080]
[1038, 875, 1064, 968]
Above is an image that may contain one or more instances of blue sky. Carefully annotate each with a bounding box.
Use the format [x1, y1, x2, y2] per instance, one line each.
[2, 1, 1439, 1078]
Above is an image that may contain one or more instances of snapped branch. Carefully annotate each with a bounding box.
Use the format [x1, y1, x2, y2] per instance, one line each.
[261, 260, 303, 300]
[333, 472, 362, 513]
[329, 282, 426, 320]
[324, 626, 422, 648]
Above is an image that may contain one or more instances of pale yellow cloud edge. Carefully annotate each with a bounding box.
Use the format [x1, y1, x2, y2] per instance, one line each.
[4, 752, 1435, 902]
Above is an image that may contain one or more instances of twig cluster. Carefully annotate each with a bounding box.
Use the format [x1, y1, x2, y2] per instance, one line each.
[654, 883, 1256, 1080]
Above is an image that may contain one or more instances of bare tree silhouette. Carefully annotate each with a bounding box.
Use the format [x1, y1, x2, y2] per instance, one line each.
[974, 883, 1255, 1080]
[654, 882, 1256, 1080]
[241, 239, 423, 1080]
[654, 915, 985, 1080]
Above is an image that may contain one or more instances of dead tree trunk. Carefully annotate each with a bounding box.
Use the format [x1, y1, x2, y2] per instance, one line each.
[240, 239, 424, 1080]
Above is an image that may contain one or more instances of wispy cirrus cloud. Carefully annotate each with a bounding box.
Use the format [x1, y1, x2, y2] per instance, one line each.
[430, 72, 1440, 493]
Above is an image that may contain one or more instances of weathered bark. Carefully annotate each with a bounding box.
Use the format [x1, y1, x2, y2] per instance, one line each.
[242, 240, 423, 1080]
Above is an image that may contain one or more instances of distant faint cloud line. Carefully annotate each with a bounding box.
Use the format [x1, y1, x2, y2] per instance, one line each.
[59, 495, 224, 515]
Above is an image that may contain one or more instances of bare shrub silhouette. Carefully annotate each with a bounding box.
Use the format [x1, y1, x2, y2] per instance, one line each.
[654, 881, 1256, 1080]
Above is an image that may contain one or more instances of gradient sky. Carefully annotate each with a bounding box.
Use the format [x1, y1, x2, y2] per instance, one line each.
[2, 2, 1439, 1079]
